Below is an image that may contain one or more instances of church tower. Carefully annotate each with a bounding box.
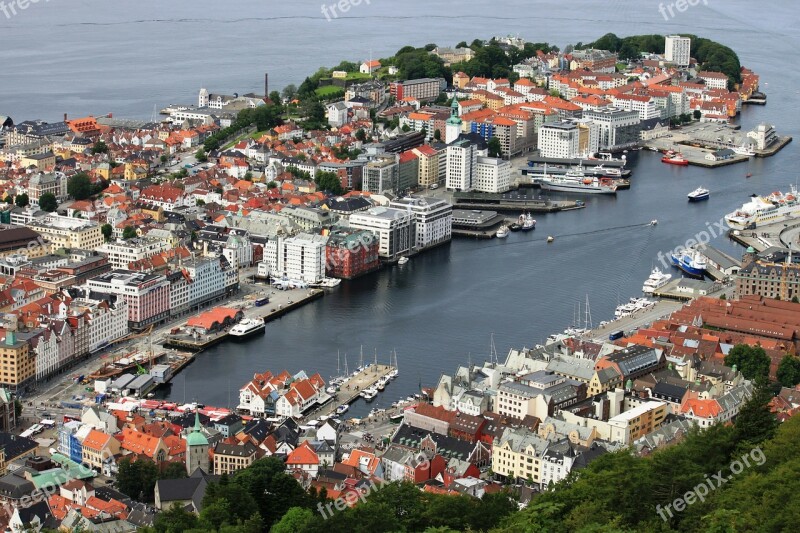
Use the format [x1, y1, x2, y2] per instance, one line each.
[445, 98, 462, 144]
[199, 88, 209, 108]
[185, 410, 209, 475]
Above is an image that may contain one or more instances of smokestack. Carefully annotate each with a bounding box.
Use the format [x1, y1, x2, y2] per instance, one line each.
[64, 113, 68, 122]
[264, 72, 269, 98]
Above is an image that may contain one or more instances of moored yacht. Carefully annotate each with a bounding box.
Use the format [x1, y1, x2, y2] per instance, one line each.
[642, 267, 672, 293]
[229, 318, 265, 339]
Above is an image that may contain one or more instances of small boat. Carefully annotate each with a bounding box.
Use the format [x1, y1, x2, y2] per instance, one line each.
[662, 152, 689, 166]
[312, 278, 342, 288]
[335, 404, 349, 415]
[746, 173, 752, 178]
[398, 257, 409, 265]
[520, 213, 536, 231]
[496, 225, 510, 238]
[547, 236, 554, 243]
[650, 219, 658, 226]
[326, 385, 339, 394]
[508, 223, 522, 232]
[228, 318, 265, 339]
[389, 412, 404, 424]
[688, 187, 710, 202]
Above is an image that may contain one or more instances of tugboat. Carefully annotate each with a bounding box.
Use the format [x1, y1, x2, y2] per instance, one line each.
[508, 222, 522, 232]
[662, 151, 689, 166]
[520, 213, 536, 231]
[688, 187, 710, 202]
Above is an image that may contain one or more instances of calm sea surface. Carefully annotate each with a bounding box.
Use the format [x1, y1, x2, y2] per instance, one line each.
[2, 0, 798, 414]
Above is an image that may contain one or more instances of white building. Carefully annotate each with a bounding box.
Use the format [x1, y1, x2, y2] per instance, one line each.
[582, 107, 641, 151]
[279, 233, 328, 283]
[184, 257, 237, 309]
[537, 122, 580, 159]
[446, 137, 479, 192]
[74, 296, 129, 354]
[698, 71, 729, 90]
[474, 156, 511, 193]
[664, 35, 691, 67]
[98, 238, 171, 270]
[388, 197, 453, 250]
[349, 207, 413, 260]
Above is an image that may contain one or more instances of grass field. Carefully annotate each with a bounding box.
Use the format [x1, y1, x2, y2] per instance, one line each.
[316, 86, 345, 98]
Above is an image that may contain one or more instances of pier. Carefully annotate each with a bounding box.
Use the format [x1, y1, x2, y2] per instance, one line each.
[452, 191, 581, 213]
[308, 364, 395, 419]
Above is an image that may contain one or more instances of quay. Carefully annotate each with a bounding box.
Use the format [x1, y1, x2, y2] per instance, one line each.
[308, 364, 395, 419]
[452, 190, 581, 213]
[650, 278, 726, 301]
[588, 299, 686, 343]
[728, 219, 800, 253]
[452, 208, 505, 239]
[162, 289, 325, 351]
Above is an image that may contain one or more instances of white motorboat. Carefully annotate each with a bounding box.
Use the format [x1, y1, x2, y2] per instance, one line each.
[496, 225, 510, 238]
[398, 256, 409, 265]
[642, 267, 672, 293]
[228, 318, 265, 339]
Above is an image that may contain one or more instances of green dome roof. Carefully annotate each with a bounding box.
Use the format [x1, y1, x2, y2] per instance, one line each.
[746, 246, 755, 253]
[187, 411, 208, 447]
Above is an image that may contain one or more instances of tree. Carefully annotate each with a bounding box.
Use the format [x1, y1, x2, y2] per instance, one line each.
[733, 382, 778, 449]
[243, 172, 253, 182]
[776, 355, 800, 387]
[271, 507, 316, 533]
[101, 223, 113, 241]
[160, 154, 168, 164]
[153, 503, 200, 533]
[91, 140, 108, 154]
[434, 129, 442, 141]
[355, 128, 367, 142]
[160, 462, 187, 480]
[488, 137, 503, 158]
[455, 41, 468, 49]
[196, 148, 208, 163]
[14, 399, 22, 419]
[282, 84, 298, 101]
[232, 457, 312, 528]
[67, 172, 93, 200]
[725, 344, 771, 382]
[315, 171, 344, 195]
[267, 181, 278, 189]
[14, 193, 29, 208]
[269, 91, 282, 105]
[122, 226, 137, 240]
[38, 192, 57, 212]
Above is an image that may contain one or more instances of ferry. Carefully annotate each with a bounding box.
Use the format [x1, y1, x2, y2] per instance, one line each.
[642, 267, 672, 293]
[229, 319, 265, 339]
[687, 187, 710, 202]
[724, 186, 800, 230]
[520, 213, 536, 231]
[669, 250, 707, 278]
[539, 171, 618, 195]
[662, 152, 689, 166]
[496, 225, 510, 238]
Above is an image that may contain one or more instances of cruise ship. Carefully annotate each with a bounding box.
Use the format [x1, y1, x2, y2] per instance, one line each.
[229, 318, 265, 339]
[539, 170, 618, 195]
[669, 250, 707, 278]
[642, 267, 672, 293]
[724, 186, 800, 230]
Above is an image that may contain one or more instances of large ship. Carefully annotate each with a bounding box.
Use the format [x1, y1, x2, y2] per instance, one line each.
[229, 318, 266, 339]
[669, 250, 707, 278]
[724, 186, 800, 229]
[539, 170, 617, 195]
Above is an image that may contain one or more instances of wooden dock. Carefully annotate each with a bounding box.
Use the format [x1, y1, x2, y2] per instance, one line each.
[308, 364, 395, 419]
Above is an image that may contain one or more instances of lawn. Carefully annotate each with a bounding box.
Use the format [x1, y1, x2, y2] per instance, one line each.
[315, 86, 345, 98]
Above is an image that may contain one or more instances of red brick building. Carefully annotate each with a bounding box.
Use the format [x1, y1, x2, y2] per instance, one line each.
[325, 229, 380, 280]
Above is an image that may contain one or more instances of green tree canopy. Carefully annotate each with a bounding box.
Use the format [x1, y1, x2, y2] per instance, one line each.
[91, 140, 109, 154]
[14, 193, 29, 208]
[101, 223, 113, 241]
[315, 170, 344, 195]
[724, 344, 771, 382]
[122, 225, 137, 240]
[67, 172, 93, 200]
[488, 137, 503, 158]
[38, 192, 57, 212]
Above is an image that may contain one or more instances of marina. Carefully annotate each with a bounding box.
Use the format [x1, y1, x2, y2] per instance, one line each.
[308, 364, 397, 419]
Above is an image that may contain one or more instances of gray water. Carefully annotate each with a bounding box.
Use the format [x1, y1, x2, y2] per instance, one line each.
[2, 0, 799, 415]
